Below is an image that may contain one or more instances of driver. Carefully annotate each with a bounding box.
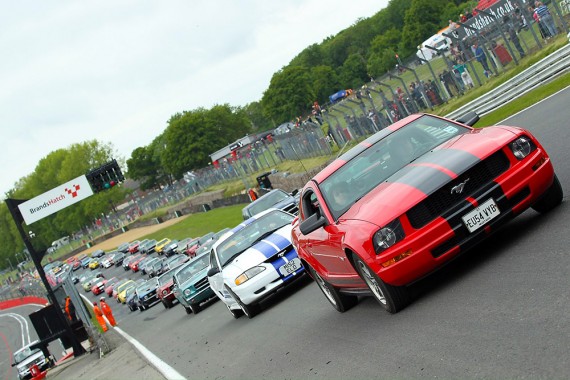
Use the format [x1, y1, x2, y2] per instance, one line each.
[390, 135, 416, 167]
[330, 181, 351, 210]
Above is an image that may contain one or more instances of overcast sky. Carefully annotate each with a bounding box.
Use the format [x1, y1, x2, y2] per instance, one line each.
[0, 1, 389, 197]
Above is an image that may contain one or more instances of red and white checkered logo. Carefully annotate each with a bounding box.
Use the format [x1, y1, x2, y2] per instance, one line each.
[65, 184, 81, 198]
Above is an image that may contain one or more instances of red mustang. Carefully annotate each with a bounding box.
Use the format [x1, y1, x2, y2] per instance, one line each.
[292, 113, 562, 314]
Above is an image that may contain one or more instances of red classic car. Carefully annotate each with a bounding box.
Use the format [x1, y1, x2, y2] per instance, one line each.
[157, 270, 177, 308]
[91, 278, 108, 295]
[292, 112, 562, 314]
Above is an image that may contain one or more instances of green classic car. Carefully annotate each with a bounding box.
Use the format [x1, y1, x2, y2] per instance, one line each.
[172, 253, 216, 314]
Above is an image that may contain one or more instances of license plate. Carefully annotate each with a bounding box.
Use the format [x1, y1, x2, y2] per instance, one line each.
[462, 198, 500, 233]
[279, 258, 302, 276]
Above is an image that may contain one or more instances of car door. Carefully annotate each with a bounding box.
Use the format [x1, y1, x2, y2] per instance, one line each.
[207, 249, 225, 300]
[298, 186, 355, 279]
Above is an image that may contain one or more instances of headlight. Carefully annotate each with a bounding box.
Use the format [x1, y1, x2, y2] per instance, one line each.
[510, 136, 535, 160]
[235, 266, 266, 285]
[162, 290, 168, 296]
[373, 219, 405, 254]
[183, 288, 193, 296]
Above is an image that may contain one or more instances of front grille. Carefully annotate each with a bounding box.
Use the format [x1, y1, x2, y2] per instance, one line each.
[194, 277, 209, 290]
[407, 150, 510, 229]
[282, 204, 299, 215]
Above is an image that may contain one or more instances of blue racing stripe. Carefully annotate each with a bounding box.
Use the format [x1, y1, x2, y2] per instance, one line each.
[252, 241, 278, 259]
[263, 233, 291, 250]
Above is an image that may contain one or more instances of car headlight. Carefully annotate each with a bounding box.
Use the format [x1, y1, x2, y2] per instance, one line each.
[235, 266, 266, 285]
[183, 288, 194, 297]
[373, 219, 405, 254]
[509, 136, 536, 160]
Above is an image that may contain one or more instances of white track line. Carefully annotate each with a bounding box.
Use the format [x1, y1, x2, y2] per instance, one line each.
[0, 314, 26, 347]
[80, 293, 186, 380]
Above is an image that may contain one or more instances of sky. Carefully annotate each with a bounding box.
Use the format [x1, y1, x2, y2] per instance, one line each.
[0, 0, 389, 196]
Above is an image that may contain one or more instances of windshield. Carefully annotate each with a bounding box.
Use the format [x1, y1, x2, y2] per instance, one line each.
[158, 273, 174, 286]
[175, 255, 210, 283]
[247, 190, 290, 216]
[320, 115, 469, 220]
[216, 210, 294, 267]
[14, 347, 40, 363]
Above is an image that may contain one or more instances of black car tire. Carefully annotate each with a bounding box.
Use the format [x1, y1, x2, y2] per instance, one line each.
[352, 255, 410, 314]
[224, 284, 260, 319]
[306, 264, 357, 313]
[183, 306, 192, 314]
[532, 174, 563, 213]
[139, 304, 146, 312]
[189, 303, 201, 314]
[162, 299, 172, 309]
[226, 304, 243, 319]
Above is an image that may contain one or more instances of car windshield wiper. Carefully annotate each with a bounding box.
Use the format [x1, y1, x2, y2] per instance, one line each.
[251, 230, 277, 245]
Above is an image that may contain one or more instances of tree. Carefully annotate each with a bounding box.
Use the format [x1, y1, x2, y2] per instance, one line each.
[243, 101, 273, 132]
[399, 0, 448, 56]
[310, 65, 340, 106]
[261, 66, 315, 124]
[338, 54, 369, 90]
[160, 105, 251, 178]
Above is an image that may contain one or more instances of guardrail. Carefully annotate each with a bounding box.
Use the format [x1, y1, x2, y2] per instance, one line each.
[446, 43, 570, 119]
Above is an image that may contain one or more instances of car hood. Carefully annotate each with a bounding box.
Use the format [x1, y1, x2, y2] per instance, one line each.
[16, 352, 44, 371]
[158, 279, 174, 292]
[179, 267, 209, 290]
[340, 126, 517, 227]
[221, 225, 293, 279]
[138, 285, 157, 297]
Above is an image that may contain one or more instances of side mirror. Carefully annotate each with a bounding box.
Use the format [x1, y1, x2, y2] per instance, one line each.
[299, 213, 327, 235]
[207, 267, 220, 277]
[291, 189, 299, 196]
[456, 111, 480, 126]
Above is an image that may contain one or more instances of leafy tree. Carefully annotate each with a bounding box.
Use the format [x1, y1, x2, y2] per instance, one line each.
[399, 0, 447, 56]
[310, 65, 340, 105]
[160, 105, 251, 178]
[261, 66, 315, 124]
[338, 53, 369, 89]
[243, 101, 274, 132]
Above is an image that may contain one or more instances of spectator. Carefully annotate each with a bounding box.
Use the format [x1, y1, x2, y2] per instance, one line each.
[473, 42, 492, 77]
[534, 1, 557, 39]
[503, 15, 525, 58]
[454, 59, 474, 89]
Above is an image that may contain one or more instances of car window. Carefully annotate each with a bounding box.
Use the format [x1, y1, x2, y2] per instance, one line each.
[246, 190, 290, 216]
[216, 210, 294, 267]
[300, 189, 320, 221]
[320, 115, 468, 220]
[174, 255, 210, 283]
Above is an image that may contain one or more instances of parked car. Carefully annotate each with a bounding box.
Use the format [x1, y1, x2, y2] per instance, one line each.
[82, 274, 103, 292]
[208, 209, 304, 318]
[165, 254, 189, 272]
[173, 252, 216, 314]
[122, 255, 139, 271]
[128, 240, 143, 254]
[136, 278, 160, 311]
[129, 255, 147, 272]
[157, 269, 178, 308]
[13, 341, 53, 380]
[185, 234, 213, 257]
[113, 251, 126, 266]
[291, 112, 563, 314]
[91, 278, 108, 295]
[104, 277, 120, 297]
[117, 242, 130, 253]
[147, 258, 167, 278]
[88, 259, 100, 270]
[80, 257, 93, 268]
[162, 239, 180, 257]
[100, 252, 116, 268]
[91, 249, 105, 258]
[115, 280, 136, 303]
[140, 257, 159, 275]
[155, 238, 171, 255]
[126, 287, 140, 311]
[139, 239, 157, 254]
[241, 188, 299, 220]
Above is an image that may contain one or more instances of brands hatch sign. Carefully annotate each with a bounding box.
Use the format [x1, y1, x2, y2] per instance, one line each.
[454, 0, 518, 40]
[18, 175, 94, 225]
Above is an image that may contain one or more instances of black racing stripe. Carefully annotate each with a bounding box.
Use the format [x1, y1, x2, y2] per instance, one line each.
[388, 165, 453, 195]
[414, 149, 481, 175]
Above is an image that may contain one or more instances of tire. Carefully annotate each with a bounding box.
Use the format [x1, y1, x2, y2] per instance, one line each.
[532, 174, 563, 213]
[226, 304, 243, 319]
[306, 264, 357, 313]
[189, 303, 201, 314]
[162, 300, 169, 309]
[223, 285, 260, 318]
[184, 306, 192, 315]
[352, 255, 410, 314]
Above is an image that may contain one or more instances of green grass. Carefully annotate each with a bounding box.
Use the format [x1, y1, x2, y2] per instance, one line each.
[139, 204, 247, 241]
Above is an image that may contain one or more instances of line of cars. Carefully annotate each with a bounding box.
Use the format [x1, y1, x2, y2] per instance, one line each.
[74, 113, 563, 322]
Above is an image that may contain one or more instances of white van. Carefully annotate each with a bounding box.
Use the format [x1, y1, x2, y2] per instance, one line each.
[51, 236, 70, 249]
[417, 33, 452, 61]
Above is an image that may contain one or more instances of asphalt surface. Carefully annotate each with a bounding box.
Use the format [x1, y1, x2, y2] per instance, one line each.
[6, 89, 570, 379]
[19, 86, 570, 379]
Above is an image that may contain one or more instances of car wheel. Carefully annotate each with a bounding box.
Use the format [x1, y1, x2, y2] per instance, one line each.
[184, 306, 192, 314]
[189, 303, 201, 314]
[224, 285, 260, 319]
[226, 304, 243, 319]
[532, 174, 563, 213]
[306, 264, 357, 312]
[353, 255, 410, 314]
[139, 305, 145, 312]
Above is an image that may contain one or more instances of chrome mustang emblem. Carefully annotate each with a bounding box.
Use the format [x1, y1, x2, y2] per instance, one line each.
[451, 178, 470, 195]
